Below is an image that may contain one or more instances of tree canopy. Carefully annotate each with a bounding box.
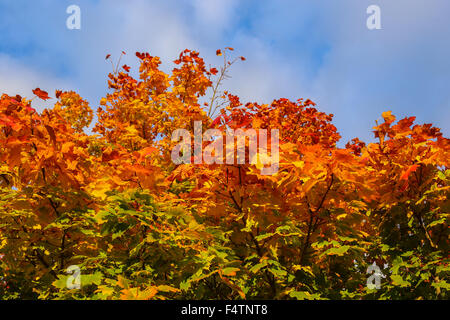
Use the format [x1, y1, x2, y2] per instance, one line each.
[0, 48, 448, 300]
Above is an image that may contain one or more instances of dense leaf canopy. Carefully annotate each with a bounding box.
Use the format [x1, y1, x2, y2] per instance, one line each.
[0, 49, 448, 299]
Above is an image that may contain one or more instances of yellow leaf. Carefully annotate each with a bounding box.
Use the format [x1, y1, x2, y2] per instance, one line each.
[138, 286, 158, 300]
[222, 267, 240, 277]
[67, 160, 78, 170]
[382, 111, 396, 123]
[292, 161, 305, 169]
[157, 285, 180, 293]
[96, 285, 115, 297]
[90, 180, 111, 200]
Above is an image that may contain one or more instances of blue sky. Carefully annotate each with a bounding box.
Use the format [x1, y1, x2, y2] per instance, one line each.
[0, 0, 449, 145]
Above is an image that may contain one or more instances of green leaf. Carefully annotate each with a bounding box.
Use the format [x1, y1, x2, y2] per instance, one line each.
[222, 267, 240, 276]
[432, 281, 449, 290]
[391, 275, 410, 287]
[52, 275, 69, 289]
[269, 267, 287, 277]
[180, 280, 190, 291]
[437, 171, 446, 180]
[249, 261, 268, 273]
[82, 272, 103, 286]
[289, 291, 321, 300]
[323, 245, 351, 256]
[427, 217, 447, 228]
[254, 233, 274, 241]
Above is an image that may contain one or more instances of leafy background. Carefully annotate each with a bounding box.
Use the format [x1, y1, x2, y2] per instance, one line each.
[1, 0, 450, 144]
[0, 48, 448, 299]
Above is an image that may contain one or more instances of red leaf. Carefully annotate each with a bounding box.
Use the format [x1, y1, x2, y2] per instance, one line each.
[105, 54, 111, 60]
[0, 115, 21, 130]
[102, 149, 120, 162]
[32, 88, 51, 100]
[24, 104, 36, 113]
[211, 115, 223, 126]
[122, 65, 131, 72]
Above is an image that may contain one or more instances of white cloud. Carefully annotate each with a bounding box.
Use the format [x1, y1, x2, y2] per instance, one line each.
[191, 0, 240, 34]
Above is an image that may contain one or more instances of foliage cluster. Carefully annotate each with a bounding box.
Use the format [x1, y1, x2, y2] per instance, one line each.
[0, 48, 448, 299]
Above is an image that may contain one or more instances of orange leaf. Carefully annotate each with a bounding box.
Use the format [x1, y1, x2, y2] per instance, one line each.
[400, 164, 419, 181]
[32, 88, 51, 100]
[382, 111, 396, 124]
[44, 125, 57, 147]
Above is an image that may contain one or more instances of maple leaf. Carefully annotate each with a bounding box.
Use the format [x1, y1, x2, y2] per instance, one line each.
[382, 110, 396, 124]
[210, 67, 218, 75]
[44, 125, 57, 147]
[32, 88, 51, 100]
[211, 115, 223, 127]
[400, 164, 419, 181]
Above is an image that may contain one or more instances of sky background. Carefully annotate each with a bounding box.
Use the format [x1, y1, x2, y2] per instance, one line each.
[0, 0, 449, 145]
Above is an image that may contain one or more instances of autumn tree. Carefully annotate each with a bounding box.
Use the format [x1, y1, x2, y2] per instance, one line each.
[0, 48, 448, 300]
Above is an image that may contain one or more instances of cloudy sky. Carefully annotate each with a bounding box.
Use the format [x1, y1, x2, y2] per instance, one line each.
[0, 0, 449, 145]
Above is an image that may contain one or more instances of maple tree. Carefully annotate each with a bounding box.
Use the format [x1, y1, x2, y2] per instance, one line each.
[0, 48, 448, 300]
